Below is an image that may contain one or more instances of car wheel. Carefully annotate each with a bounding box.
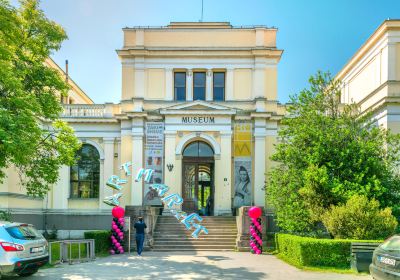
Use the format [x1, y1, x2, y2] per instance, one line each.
[18, 269, 38, 277]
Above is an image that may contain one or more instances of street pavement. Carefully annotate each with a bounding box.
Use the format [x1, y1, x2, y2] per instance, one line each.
[21, 251, 370, 280]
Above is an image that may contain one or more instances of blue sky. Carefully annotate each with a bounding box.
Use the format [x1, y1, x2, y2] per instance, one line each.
[12, 0, 400, 104]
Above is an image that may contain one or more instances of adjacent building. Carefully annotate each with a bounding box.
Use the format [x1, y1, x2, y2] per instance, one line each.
[337, 20, 400, 131]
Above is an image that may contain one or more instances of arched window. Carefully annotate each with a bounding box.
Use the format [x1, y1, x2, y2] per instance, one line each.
[70, 144, 100, 198]
[183, 141, 214, 157]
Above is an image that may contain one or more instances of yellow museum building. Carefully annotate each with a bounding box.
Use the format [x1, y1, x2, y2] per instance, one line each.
[1, 20, 400, 237]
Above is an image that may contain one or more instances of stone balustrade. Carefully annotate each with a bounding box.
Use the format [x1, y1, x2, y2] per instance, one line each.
[62, 104, 115, 118]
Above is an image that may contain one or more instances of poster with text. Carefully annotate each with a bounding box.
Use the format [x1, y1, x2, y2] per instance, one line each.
[233, 158, 252, 208]
[143, 122, 164, 206]
[234, 122, 252, 157]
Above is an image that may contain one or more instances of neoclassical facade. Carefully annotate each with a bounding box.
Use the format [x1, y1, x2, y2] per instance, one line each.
[0, 22, 284, 236]
[4, 20, 398, 236]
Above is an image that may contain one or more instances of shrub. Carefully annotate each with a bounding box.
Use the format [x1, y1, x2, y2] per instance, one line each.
[0, 210, 12, 221]
[276, 233, 381, 268]
[84, 230, 111, 254]
[322, 195, 397, 240]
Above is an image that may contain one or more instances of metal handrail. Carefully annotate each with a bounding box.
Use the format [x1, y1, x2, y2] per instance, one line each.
[49, 239, 95, 265]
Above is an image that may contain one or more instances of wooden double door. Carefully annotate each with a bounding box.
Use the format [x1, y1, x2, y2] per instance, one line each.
[182, 158, 214, 216]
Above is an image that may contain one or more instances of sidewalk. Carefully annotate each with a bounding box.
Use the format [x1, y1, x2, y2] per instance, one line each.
[24, 251, 370, 280]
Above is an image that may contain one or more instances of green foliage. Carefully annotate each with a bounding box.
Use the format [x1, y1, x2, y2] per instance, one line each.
[0, 0, 80, 197]
[267, 71, 400, 233]
[276, 233, 381, 268]
[0, 209, 11, 221]
[84, 230, 110, 254]
[322, 195, 397, 240]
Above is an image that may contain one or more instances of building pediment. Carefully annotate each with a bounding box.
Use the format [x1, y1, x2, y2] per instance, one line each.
[160, 100, 237, 115]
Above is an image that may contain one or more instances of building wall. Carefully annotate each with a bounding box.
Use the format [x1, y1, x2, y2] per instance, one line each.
[1, 22, 284, 229]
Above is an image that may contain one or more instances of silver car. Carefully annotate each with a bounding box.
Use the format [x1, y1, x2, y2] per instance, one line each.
[0, 221, 48, 277]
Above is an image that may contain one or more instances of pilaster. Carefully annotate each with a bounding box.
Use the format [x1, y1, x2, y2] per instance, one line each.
[253, 118, 267, 207]
[206, 69, 213, 101]
[101, 137, 115, 209]
[131, 118, 144, 206]
[186, 69, 193, 101]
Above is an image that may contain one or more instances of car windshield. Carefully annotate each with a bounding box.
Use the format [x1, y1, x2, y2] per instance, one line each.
[5, 225, 42, 240]
[380, 236, 400, 251]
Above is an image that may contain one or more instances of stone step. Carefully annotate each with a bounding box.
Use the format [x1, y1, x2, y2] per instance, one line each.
[153, 248, 235, 252]
[153, 234, 237, 238]
[153, 230, 237, 234]
[154, 226, 237, 230]
[154, 237, 236, 241]
[154, 241, 235, 245]
[157, 221, 236, 227]
[158, 217, 236, 220]
[152, 245, 235, 250]
[157, 217, 235, 219]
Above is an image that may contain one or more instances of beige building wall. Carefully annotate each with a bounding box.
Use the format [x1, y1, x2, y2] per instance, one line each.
[146, 69, 166, 99]
[234, 69, 253, 100]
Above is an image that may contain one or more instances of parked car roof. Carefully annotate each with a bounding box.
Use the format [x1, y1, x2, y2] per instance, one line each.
[0, 221, 32, 227]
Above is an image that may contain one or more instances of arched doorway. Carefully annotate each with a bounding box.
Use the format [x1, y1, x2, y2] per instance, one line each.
[182, 141, 214, 216]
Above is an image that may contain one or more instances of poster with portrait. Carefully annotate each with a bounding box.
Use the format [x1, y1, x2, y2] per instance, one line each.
[143, 122, 164, 206]
[233, 158, 252, 208]
[233, 121, 252, 208]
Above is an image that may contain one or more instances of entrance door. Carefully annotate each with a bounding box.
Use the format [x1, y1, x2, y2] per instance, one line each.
[181, 141, 214, 215]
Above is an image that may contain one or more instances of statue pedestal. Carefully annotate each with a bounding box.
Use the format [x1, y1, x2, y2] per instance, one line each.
[235, 206, 267, 252]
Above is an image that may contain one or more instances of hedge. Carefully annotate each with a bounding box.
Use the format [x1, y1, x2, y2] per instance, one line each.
[276, 233, 381, 268]
[84, 230, 111, 254]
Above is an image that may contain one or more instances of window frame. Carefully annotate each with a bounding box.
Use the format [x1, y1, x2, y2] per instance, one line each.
[70, 144, 100, 199]
[193, 71, 206, 101]
[212, 71, 225, 101]
[174, 71, 187, 101]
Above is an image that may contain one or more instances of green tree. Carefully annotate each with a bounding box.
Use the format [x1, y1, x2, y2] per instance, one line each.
[0, 0, 80, 197]
[267, 71, 400, 233]
[322, 195, 397, 240]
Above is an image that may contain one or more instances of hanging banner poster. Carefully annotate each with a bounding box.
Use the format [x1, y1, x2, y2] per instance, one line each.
[233, 158, 252, 208]
[144, 122, 164, 206]
[234, 122, 252, 157]
[233, 122, 252, 208]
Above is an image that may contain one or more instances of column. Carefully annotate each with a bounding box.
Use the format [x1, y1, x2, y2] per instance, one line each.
[226, 68, 234, 100]
[253, 118, 267, 207]
[52, 165, 69, 209]
[101, 137, 114, 209]
[387, 42, 397, 81]
[121, 61, 134, 100]
[165, 68, 173, 100]
[134, 57, 145, 98]
[120, 125, 132, 207]
[186, 69, 193, 101]
[131, 118, 144, 205]
[206, 69, 213, 101]
[214, 131, 232, 215]
[253, 58, 266, 99]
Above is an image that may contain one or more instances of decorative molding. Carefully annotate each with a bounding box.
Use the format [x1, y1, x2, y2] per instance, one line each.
[80, 139, 105, 160]
[175, 132, 221, 155]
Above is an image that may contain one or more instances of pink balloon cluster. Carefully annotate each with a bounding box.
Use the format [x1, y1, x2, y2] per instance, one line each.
[248, 207, 263, 255]
[110, 207, 125, 254]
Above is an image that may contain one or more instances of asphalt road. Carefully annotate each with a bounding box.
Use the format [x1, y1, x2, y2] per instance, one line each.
[20, 251, 370, 280]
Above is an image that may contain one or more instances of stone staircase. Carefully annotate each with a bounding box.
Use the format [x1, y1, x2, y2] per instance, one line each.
[152, 216, 237, 251]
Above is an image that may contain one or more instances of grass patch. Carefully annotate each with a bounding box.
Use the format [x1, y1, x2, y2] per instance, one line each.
[49, 242, 89, 263]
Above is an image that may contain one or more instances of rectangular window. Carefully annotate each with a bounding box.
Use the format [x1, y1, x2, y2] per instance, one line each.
[213, 72, 225, 101]
[174, 72, 186, 101]
[193, 72, 206, 100]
